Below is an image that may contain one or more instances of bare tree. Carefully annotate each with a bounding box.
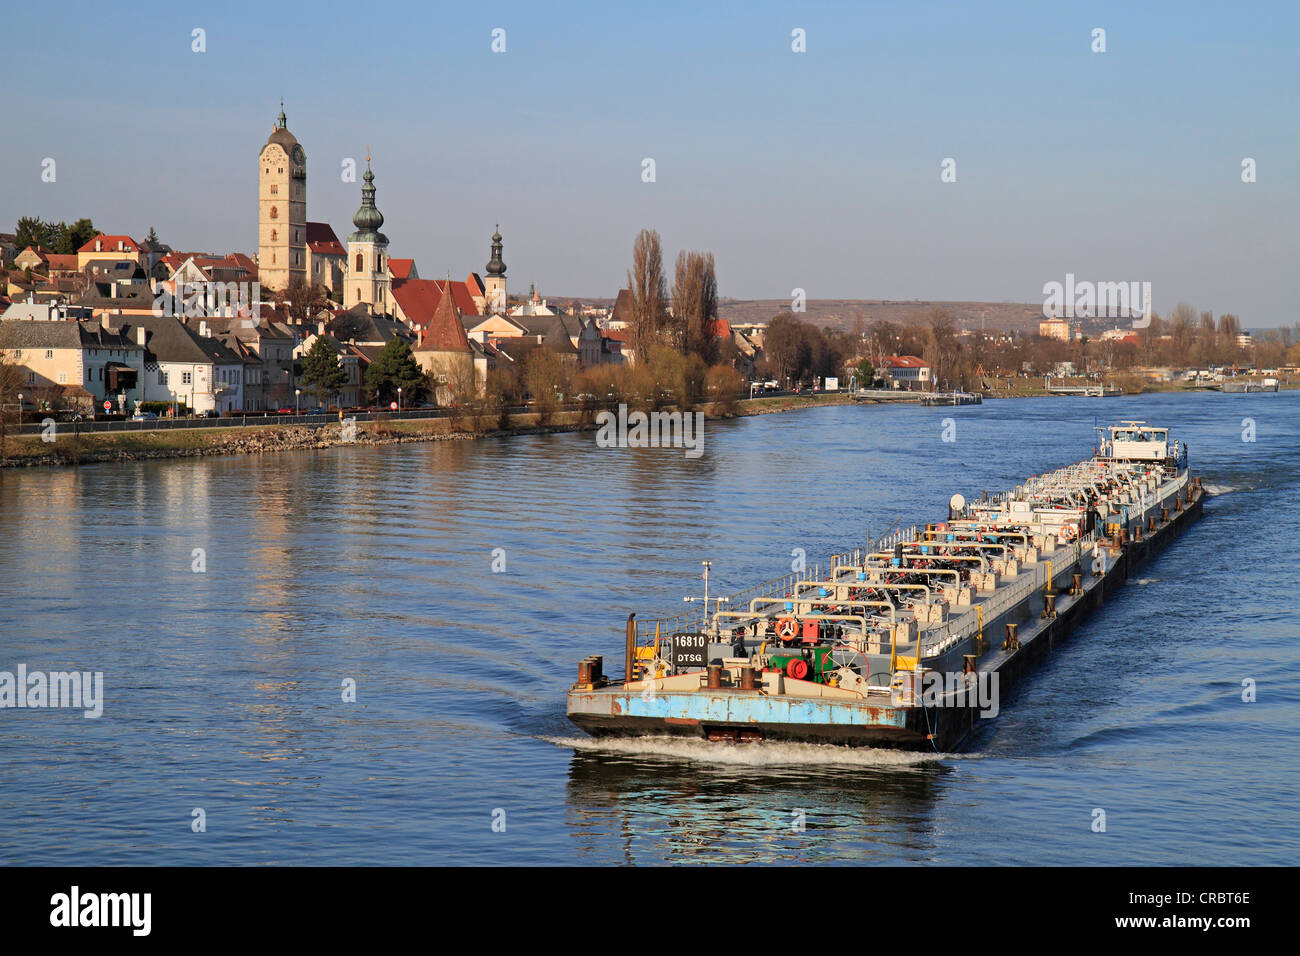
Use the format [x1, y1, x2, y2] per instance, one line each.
[670, 250, 719, 364]
[626, 229, 667, 363]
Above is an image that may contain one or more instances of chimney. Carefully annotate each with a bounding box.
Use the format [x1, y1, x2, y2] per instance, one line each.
[317, 321, 325, 335]
[136, 326, 147, 347]
[101, 313, 110, 330]
[199, 319, 209, 338]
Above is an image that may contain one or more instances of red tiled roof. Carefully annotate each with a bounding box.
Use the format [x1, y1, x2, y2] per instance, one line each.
[78, 233, 140, 254]
[391, 277, 481, 326]
[464, 272, 484, 296]
[602, 328, 627, 342]
[388, 258, 415, 280]
[707, 318, 731, 338]
[46, 254, 78, 272]
[414, 282, 471, 353]
[880, 355, 929, 368]
[226, 253, 258, 277]
[305, 222, 345, 256]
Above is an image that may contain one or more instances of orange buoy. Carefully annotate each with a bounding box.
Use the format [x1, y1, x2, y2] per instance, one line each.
[777, 618, 798, 640]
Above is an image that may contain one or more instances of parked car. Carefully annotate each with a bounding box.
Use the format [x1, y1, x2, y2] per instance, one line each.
[200, 410, 220, 418]
[131, 411, 159, 421]
[276, 407, 293, 414]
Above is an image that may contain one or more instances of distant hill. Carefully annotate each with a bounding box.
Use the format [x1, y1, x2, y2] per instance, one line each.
[717, 299, 1059, 335]
[553, 297, 1125, 336]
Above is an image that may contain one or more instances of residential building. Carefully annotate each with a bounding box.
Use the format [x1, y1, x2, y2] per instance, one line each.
[116, 316, 246, 414]
[879, 355, 932, 388]
[76, 234, 142, 272]
[0, 316, 146, 413]
[1038, 317, 1076, 342]
[306, 222, 346, 293]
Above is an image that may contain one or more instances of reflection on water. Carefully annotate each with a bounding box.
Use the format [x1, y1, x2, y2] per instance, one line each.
[1, 391, 1298, 864]
[563, 740, 949, 864]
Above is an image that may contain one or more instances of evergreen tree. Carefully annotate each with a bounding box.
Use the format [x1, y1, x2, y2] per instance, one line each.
[364, 338, 426, 404]
[300, 337, 347, 404]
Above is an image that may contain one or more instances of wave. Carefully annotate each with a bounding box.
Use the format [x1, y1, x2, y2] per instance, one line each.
[545, 734, 957, 767]
[1202, 483, 1237, 495]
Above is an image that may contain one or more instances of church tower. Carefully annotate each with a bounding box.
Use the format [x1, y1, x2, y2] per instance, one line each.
[257, 102, 307, 290]
[344, 157, 391, 313]
[484, 225, 507, 314]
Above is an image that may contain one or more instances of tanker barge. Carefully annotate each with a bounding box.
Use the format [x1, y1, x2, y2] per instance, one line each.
[567, 421, 1205, 751]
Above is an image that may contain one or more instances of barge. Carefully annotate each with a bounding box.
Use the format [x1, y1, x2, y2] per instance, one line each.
[567, 421, 1205, 752]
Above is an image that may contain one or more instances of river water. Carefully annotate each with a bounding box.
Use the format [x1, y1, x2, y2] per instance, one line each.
[1, 392, 1296, 865]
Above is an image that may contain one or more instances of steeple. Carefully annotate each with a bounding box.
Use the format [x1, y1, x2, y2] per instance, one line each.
[485, 224, 505, 276]
[349, 157, 388, 243]
[276, 98, 287, 130]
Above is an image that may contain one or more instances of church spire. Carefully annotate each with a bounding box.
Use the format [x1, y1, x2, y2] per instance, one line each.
[486, 223, 506, 277]
[276, 98, 287, 130]
[349, 156, 387, 243]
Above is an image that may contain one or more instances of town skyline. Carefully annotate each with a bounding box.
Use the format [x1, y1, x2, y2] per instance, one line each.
[2, 2, 1296, 323]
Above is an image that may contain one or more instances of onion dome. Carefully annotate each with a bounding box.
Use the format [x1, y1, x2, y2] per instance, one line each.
[348, 160, 389, 244]
[485, 225, 506, 276]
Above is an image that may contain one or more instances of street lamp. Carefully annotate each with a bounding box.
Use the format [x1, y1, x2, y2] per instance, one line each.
[295, 388, 300, 416]
[397, 386, 402, 413]
[16, 393, 22, 429]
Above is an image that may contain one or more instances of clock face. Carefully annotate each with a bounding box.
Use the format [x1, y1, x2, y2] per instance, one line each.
[291, 146, 304, 165]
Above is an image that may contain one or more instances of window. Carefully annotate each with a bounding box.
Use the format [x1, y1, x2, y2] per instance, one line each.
[27, 371, 36, 384]
[182, 372, 192, 385]
[270, 185, 278, 195]
[57, 371, 67, 384]
[270, 207, 278, 219]
[45, 349, 53, 359]
[12, 349, 20, 358]
[355, 253, 363, 271]
[271, 229, 277, 241]
[163, 372, 169, 386]
[87, 368, 93, 383]
[158, 371, 165, 385]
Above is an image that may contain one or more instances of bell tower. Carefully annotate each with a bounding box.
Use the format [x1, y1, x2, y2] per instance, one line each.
[484, 225, 506, 314]
[344, 153, 391, 312]
[257, 101, 307, 290]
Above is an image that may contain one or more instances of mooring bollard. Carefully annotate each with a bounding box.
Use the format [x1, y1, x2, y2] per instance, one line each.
[740, 666, 756, 690]
[1042, 592, 1057, 619]
[1072, 572, 1083, 595]
[1003, 622, 1019, 650]
[706, 665, 722, 690]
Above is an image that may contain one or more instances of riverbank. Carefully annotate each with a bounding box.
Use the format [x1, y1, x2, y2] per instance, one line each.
[0, 392, 860, 468]
[2, 383, 1288, 468]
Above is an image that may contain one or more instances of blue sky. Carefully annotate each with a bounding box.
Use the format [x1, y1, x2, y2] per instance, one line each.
[5, 1, 1296, 324]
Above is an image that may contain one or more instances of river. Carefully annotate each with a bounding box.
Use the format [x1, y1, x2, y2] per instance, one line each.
[1, 391, 1296, 864]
